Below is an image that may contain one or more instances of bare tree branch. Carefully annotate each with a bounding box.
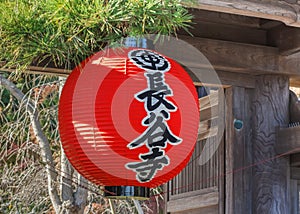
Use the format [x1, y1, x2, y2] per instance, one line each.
[74, 172, 88, 213]
[0, 74, 62, 212]
[60, 148, 74, 203]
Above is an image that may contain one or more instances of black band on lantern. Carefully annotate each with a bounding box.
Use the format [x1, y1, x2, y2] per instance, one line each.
[104, 186, 150, 200]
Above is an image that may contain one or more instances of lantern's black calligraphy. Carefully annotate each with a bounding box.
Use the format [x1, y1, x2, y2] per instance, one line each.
[129, 49, 170, 72]
[126, 49, 182, 183]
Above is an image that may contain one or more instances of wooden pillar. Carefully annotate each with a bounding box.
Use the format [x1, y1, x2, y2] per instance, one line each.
[252, 75, 289, 214]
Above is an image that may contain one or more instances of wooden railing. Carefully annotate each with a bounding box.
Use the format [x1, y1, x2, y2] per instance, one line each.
[168, 135, 222, 195]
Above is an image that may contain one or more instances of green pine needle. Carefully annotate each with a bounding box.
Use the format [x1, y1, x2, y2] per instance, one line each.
[0, 0, 193, 70]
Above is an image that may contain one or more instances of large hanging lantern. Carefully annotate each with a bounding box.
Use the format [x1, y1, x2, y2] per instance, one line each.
[58, 47, 199, 191]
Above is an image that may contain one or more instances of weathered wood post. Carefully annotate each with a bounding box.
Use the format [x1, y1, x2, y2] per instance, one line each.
[252, 75, 289, 214]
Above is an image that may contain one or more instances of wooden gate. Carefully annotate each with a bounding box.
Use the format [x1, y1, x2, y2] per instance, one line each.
[167, 87, 225, 214]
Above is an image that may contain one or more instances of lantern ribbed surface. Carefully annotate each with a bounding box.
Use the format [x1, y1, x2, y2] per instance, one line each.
[59, 47, 199, 188]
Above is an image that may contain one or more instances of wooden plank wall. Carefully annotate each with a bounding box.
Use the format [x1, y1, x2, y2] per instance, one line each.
[234, 87, 253, 213]
[225, 87, 234, 214]
[225, 86, 253, 214]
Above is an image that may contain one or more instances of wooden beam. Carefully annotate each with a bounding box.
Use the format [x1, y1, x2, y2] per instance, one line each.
[186, 0, 300, 28]
[177, 36, 300, 85]
[1, 62, 256, 88]
[280, 54, 300, 86]
[178, 11, 267, 45]
[260, 20, 282, 30]
[190, 21, 266, 45]
[190, 9, 261, 28]
[216, 71, 255, 88]
[169, 186, 218, 201]
[276, 126, 300, 154]
[0, 65, 70, 77]
[176, 36, 279, 74]
[279, 54, 300, 75]
[268, 25, 300, 55]
[2, 36, 300, 86]
[167, 187, 219, 213]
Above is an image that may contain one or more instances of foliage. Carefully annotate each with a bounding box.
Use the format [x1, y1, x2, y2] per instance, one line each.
[0, 165, 51, 213]
[0, 0, 192, 69]
[0, 73, 60, 212]
[0, 0, 192, 212]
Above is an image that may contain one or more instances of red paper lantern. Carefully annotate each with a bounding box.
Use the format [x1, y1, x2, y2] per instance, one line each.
[59, 48, 199, 188]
